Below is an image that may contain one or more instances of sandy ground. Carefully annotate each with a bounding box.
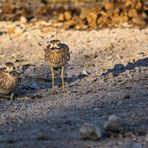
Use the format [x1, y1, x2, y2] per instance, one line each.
[0, 21, 148, 148]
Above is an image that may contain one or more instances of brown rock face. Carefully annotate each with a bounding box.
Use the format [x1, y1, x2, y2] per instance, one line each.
[0, 0, 147, 29]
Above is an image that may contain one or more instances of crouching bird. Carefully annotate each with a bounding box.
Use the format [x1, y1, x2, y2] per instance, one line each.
[44, 40, 70, 92]
[0, 62, 21, 100]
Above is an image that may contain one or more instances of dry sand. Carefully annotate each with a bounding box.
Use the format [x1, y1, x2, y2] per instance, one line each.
[0, 21, 148, 147]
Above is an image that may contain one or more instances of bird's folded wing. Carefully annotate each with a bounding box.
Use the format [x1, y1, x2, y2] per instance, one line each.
[0, 73, 7, 89]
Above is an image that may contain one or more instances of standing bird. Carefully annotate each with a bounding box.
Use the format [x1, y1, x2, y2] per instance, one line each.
[44, 40, 70, 92]
[0, 62, 21, 100]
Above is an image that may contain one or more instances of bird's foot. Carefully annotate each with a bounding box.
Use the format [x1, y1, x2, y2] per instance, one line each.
[51, 89, 56, 95]
[0, 94, 13, 100]
[58, 83, 65, 91]
[0, 95, 7, 99]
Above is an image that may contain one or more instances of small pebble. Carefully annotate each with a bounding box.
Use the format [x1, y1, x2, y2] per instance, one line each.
[7, 137, 17, 144]
[30, 83, 40, 90]
[0, 54, 5, 58]
[92, 108, 99, 111]
[20, 16, 27, 23]
[8, 128, 14, 132]
[82, 70, 89, 76]
[144, 142, 148, 148]
[145, 133, 148, 141]
[120, 142, 144, 148]
[21, 96, 31, 100]
[36, 132, 48, 141]
[15, 26, 23, 34]
[123, 94, 131, 99]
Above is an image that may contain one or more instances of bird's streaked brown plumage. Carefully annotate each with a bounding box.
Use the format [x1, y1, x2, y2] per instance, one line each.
[0, 62, 21, 99]
[44, 40, 70, 68]
[44, 40, 70, 92]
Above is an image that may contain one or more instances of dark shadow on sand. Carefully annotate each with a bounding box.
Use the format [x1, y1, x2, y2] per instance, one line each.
[101, 58, 148, 77]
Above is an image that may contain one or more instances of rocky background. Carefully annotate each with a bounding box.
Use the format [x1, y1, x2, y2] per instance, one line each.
[0, 0, 148, 29]
[0, 0, 148, 148]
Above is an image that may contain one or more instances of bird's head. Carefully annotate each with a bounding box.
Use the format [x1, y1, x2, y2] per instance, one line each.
[45, 39, 62, 51]
[49, 40, 61, 49]
[4, 62, 15, 73]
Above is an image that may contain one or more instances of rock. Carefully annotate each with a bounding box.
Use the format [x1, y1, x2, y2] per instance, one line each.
[119, 141, 132, 148]
[104, 2, 114, 11]
[123, 94, 131, 99]
[0, 53, 5, 58]
[8, 128, 14, 132]
[30, 83, 40, 90]
[58, 13, 65, 22]
[75, 17, 87, 30]
[36, 132, 48, 141]
[64, 20, 75, 29]
[105, 43, 114, 50]
[7, 27, 15, 35]
[86, 11, 98, 29]
[0, 113, 6, 125]
[135, 1, 143, 11]
[131, 143, 144, 148]
[112, 15, 129, 24]
[144, 1, 148, 11]
[97, 16, 111, 28]
[144, 142, 148, 148]
[92, 108, 99, 111]
[145, 133, 148, 141]
[79, 123, 102, 140]
[104, 114, 124, 133]
[15, 58, 26, 63]
[120, 142, 144, 148]
[64, 11, 72, 21]
[82, 70, 89, 76]
[80, 8, 89, 19]
[128, 9, 138, 18]
[20, 16, 27, 23]
[132, 17, 145, 26]
[7, 137, 17, 144]
[21, 96, 31, 100]
[14, 26, 23, 35]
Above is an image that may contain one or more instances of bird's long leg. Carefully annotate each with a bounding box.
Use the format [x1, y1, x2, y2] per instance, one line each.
[61, 66, 65, 90]
[10, 92, 14, 100]
[51, 67, 55, 92]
